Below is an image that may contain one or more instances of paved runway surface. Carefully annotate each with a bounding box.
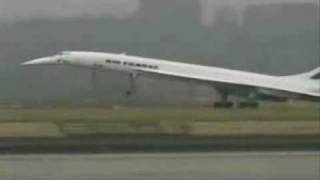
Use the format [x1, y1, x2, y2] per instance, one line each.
[0, 151, 319, 180]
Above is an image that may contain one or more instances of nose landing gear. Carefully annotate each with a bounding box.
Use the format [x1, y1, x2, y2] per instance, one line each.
[125, 73, 138, 97]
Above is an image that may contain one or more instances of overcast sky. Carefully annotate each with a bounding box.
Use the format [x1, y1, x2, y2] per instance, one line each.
[0, 0, 139, 22]
[0, 0, 318, 24]
[200, 0, 319, 26]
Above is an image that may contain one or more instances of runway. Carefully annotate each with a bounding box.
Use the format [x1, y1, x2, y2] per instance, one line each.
[0, 151, 319, 180]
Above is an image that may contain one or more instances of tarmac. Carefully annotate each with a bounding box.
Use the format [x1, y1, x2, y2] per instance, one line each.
[0, 135, 319, 154]
[0, 151, 319, 180]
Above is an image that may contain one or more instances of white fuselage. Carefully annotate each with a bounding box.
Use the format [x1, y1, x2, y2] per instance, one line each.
[22, 51, 320, 101]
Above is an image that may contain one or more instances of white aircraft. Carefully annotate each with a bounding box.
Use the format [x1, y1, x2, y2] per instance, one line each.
[21, 51, 320, 108]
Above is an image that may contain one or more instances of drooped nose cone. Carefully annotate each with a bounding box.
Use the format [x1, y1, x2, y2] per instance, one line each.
[21, 56, 59, 66]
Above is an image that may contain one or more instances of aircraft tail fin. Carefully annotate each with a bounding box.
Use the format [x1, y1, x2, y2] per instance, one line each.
[287, 67, 320, 80]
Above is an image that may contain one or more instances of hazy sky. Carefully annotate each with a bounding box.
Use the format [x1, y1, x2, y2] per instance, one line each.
[0, 0, 139, 22]
[0, 0, 318, 24]
[200, 0, 319, 26]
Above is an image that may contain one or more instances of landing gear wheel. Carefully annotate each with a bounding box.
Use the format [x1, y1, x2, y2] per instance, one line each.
[239, 101, 259, 109]
[213, 102, 234, 109]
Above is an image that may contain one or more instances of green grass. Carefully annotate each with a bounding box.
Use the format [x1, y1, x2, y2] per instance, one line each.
[0, 103, 319, 137]
[0, 103, 319, 123]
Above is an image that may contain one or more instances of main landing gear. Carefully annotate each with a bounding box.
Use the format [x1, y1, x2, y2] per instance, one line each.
[213, 101, 234, 109]
[213, 92, 234, 109]
[214, 101, 259, 109]
[238, 101, 259, 109]
[239, 92, 259, 109]
[213, 92, 259, 109]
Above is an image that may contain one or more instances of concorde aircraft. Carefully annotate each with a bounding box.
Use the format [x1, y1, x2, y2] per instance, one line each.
[21, 51, 320, 108]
